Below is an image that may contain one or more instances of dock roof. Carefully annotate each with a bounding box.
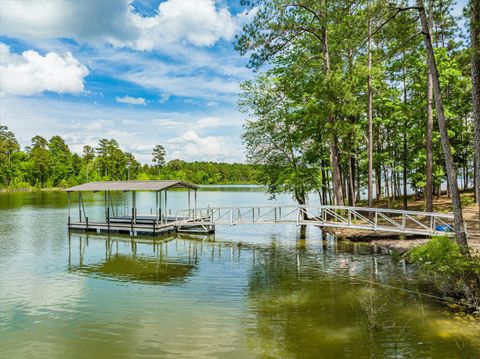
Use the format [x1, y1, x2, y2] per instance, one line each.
[65, 180, 199, 192]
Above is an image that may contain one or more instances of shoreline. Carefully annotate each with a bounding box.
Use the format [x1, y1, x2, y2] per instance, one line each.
[0, 183, 262, 193]
[322, 191, 480, 255]
[0, 187, 63, 193]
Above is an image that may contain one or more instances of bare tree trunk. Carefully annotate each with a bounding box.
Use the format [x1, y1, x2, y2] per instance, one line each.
[321, 160, 329, 205]
[384, 164, 391, 206]
[425, 0, 434, 212]
[356, 151, 361, 202]
[417, 0, 469, 253]
[347, 153, 355, 206]
[367, 3, 374, 207]
[475, 156, 478, 202]
[375, 164, 382, 200]
[402, 60, 408, 210]
[375, 125, 382, 200]
[471, 0, 480, 222]
[321, 0, 344, 206]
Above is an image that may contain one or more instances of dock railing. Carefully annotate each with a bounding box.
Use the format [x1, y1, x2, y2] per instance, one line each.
[175, 205, 456, 237]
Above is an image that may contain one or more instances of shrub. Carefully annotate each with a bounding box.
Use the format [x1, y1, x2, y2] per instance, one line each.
[409, 236, 480, 310]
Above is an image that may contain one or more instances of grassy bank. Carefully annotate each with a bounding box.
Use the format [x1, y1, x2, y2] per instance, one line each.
[407, 236, 480, 312]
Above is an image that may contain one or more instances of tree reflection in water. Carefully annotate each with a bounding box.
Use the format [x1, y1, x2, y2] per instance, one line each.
[65, 231, 480, 358]
[245, 232, 480, 358]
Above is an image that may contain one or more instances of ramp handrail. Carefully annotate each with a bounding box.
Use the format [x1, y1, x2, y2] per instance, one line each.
[175, 205, 455, 236]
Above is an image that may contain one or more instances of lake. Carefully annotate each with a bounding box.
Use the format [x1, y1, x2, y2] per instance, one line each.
[1, 187, 479, 358]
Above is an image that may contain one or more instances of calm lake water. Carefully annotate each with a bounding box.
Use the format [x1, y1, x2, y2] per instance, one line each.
[1, 187, 479, 358]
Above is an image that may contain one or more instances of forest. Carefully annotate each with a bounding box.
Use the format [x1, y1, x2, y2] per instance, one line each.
[235, 0, 479, 250]
[0, 127, 258, 188]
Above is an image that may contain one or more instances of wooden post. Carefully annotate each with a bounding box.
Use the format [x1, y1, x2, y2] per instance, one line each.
[104, 191, 107, 221]
[156, 191, 159, 220]
[165, 190, 168, 221]
[188, 189, 191, 212]
[159, 190, 163, 224]
[132, 191, 136, 225]
[67, 192, 71, 228]
[78, 192, 82, 223]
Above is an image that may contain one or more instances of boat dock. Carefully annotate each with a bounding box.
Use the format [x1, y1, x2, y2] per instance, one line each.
[66, 180, 214, 235]
[66, 180, 455, 238]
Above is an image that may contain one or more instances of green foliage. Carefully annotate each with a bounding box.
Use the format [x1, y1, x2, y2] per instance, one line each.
[0, 128, 259, 189]
[409, 237, 480, 307]
[234, 0, 476, 211]
[152, 145, 166, 169]
[410, 237, 479, 275]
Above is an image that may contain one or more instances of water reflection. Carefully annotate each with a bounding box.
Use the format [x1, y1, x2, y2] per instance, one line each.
[63, 231, 480, 358]
[245, 234, 480, 358]
[2, 187, 480, 359]
[69, 234, 197, 285]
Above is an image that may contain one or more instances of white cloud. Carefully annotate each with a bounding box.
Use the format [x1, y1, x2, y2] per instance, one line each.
[121, 70, 240, 101]
[131, 0, 237, 49]
[115, 95, 146, 105]
[0, 43, 88, 96]
[168, 130, 230, 161]
[151, 118, 180, 128]
[0, 96, 245, 163]
[206, 101, 219, 106]
[196, 117, 220, 128]
[0, 0, 241, 50]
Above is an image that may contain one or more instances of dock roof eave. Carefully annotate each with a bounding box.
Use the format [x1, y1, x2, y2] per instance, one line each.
[65, 180, 199, 192]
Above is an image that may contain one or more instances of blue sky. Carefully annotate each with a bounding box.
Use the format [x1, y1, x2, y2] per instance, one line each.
[0, 0, 469, 163]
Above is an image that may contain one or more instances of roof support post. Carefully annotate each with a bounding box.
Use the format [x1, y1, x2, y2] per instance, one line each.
[165, 190, 168, 219]
[132, 191, 136, 225]
[194, 189, 197, 220]
[78, 192, 82, 223]
[67, 192, 71, 227]
[104, 191, 107, 221]
[156, 191, 159, 222]
[188, 189, 191, 213]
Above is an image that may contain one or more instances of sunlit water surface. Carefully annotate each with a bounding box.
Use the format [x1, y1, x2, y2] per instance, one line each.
[1, 188, 479, 358]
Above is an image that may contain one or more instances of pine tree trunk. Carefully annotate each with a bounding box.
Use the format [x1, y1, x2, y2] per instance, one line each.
[425, 0, 434, 212]
[471, 0, 480, 222]
[474, 156, 478, 202]
[367, 4, 374, 207]
[375, 124, 382, 200]
[375, 164, 382, 200]
[384, 164, 391, 206]
[417, 0, 469, 253]
[347, 153, 355, 206]
[349, 154, 356, 206]
[328, 134, 344, 205]
[321, 0, 344, 206]
[402, 60, 408, 210]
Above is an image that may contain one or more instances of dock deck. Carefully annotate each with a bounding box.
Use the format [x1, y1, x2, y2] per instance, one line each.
[68, 215, 215, 236]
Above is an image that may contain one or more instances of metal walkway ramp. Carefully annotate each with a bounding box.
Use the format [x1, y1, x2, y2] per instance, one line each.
[175, 205, 456, 237]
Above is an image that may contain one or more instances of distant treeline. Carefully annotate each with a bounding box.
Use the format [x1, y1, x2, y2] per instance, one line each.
[0, 126, 259, 189]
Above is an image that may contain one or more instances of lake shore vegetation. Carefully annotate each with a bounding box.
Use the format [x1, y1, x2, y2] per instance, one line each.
[235, 0, 479, 251]
[0, 127, 258, 189]
[234, 0, 480, 305]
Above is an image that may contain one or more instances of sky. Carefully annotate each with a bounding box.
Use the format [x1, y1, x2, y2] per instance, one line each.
[0, 0, 469, 164]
